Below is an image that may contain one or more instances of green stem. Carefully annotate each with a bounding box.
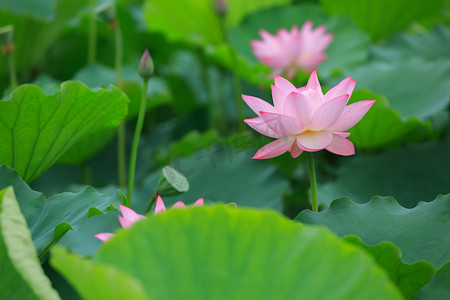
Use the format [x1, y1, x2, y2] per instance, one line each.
[145, 192, 157, 214]
[218, 16, 244, 129]
[127, 79, 149, 205]
[87, 0, 97, 64]
[7, 51, 17, 88]
[307, 152, 318, 212]
[114, 20, 126, 186]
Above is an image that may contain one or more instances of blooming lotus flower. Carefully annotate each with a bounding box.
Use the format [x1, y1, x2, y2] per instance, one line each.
[251, 21, 333, 79]
[94, 196, 204, 242]
[243, 71, 375, 159]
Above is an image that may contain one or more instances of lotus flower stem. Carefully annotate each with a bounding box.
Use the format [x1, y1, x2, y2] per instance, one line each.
[128, 79, 149, 204]
[307, 152, 318, 212]
[87, 0, 97, 64]
[145, 192, 157, 214]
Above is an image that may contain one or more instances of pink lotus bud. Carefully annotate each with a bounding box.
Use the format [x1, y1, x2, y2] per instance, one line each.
[215, 0, 228, 17]
[138, 48, 154, 81]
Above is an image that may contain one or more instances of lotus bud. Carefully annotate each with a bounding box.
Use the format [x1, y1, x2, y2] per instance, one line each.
[96, 2, 117, 30]
[0, 25, 14, 54]
[214, 0, 228, 17]
[138, 48, 154, 81]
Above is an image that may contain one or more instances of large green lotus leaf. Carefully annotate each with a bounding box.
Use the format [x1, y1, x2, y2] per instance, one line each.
[372, 24, 450, 62]
[51, 247, 149, 300]
[57, 130, 117, 166]
[343, 235, 435, 299]
[316, 137, 450, 209]
[53, 206, 402, 299]
[0, 165, 123, 258]
[350, 58, 450, 120]
[416, 261, 450, 300]
[0, 187, 60, 300]
[319, 0, 445, 41]
[296, 194, 450, 268]
[347, 89, 431, 150]
[0, 0, 88, 89]
[0, 81, 128, 182]
[143, 0, 290, 45]
[229, 3, 371, 77]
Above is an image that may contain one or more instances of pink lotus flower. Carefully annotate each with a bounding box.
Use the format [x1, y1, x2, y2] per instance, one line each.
[243, 71, 375, 159]
[94, 196, 204, 242]
[251, 21, 333, 79]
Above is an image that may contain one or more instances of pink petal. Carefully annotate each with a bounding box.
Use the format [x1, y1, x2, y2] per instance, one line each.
[94, 233, 115, 243]
[259, 55, 290, 69]
[306, 70, 323, 100]
[328, 100, 376, 132]
[300, 20, 313, 33]
[193, 198, 204, 206]
[300, 89, 322, 109]
[332, 131, 351, 138]
[242, 95, 275, 116]
[326, 134, 355, 156]
[119, 205, 145, 223]
[274, 76, 297, 94]
[259, 29, 274, 41]
[310, 94, 349, 131]
[172, 201, 186, 209]
[155, 195, 166, 215]
[324, 77, 356, 102]
[260, 112, 303, 136]
[118, 215, 134, 229]
[285, 34, 301, 61]
[253, 137, 295, 159]
[297, 131, 333, 151]
[283, 92, 314, 127]
[242, 94, 274, 116]
[271, 84, 287, 110]
[244, 117, 283, 139]
[312, 33, 333, 52]
[289, 143, 303, 158]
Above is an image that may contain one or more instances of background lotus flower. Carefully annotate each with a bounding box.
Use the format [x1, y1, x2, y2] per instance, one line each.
[243, 71, 375, 159]
[94, 197, 204, 242]
[251, 21, 333, 79]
